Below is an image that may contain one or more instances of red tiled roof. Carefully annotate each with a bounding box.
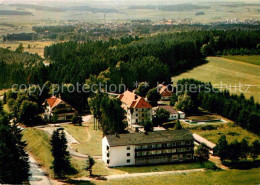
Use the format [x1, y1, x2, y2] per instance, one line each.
[158, 84, 173, 97]
[46, 96, 63, 109]
[119, 90, 152, 109]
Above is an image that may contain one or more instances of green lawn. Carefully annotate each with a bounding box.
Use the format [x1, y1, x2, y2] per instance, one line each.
[62, 121, 103, 156]
[22, 128, 89, 178]
[92, 159, 126, 176]
[114, 161, 214, 174]
[172, 56, 260, 102]
[22, 128, 54, 176]
[93, 168, 260, 185]
[191, 123, 260, 144]
[223, 55, 260, 66]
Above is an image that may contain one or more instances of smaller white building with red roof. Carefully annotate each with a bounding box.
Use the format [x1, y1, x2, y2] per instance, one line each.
[42, 96, 77, 122]
[157, 84, 173, 100]
[118, 91, 153, 128]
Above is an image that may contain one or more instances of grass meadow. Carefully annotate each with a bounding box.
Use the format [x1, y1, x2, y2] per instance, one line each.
[223, 55, 260, 66]
[22, 128, 90, 178]
[62, 120, 103, 156]
[190, 122, 260, 144]
[93, 168, 260, 185]
[172, 56, 260, 102]
[0, 41, 55, 57]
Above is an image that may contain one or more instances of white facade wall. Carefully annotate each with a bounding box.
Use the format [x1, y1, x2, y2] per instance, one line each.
[102, 137, 109, 164]
[169, 113, 179, 120]
[102, 137, 135, 167]
[127, 108, 153, 127]
[179, 113, 186, 119]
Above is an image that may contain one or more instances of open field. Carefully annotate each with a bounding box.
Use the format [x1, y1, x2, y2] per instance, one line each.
[188, 122, 260, 144]
[223, 55, 260, 66]
[172, 56, 260, 102]
[1, 2, 260, 25]
[62, 121, 103, 156]
[94, 168, 260, 185]
[0, 41, 55, 57]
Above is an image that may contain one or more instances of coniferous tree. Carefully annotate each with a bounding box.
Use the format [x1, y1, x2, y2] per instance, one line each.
[250, 140, 260, 161]
[195, 143, 210, 163]
[51, 130, 71, 179]
[86, 156, 95, 177]
[216, 135, 228, 162]
[0, 114, 30, 184]
[240, 138, 249, 160]
[174, 120, 182, 130]
[228, 140, 241, 162]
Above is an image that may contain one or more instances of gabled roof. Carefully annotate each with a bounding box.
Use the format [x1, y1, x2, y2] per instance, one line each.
[45, 96, 63, 109]
[105, 129, 193, 147]
[157, 84, 173, 97]
[119, 90, 152, 109]
[193, 133, 216, 149]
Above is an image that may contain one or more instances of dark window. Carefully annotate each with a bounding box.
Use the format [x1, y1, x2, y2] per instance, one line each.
[107, 146, 109, 150]
[127, 153, 130, 156]
[107, 160, 110, 164]
[127, 146, 130, 150]
[107, 153, 110, 157]
[127, 159, 131, 163]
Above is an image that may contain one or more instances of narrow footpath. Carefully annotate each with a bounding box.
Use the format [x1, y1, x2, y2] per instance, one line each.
[29, 155, 52, 185]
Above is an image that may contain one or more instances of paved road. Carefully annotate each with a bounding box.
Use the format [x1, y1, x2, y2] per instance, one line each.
[82, 115, 92, 123]
[39, 126, 89, 159]
[40, 127, 79, 144]
[29, 155, 52, 185]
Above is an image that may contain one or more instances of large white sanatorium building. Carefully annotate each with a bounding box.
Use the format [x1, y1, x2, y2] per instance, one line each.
[102, 130, 194, 167]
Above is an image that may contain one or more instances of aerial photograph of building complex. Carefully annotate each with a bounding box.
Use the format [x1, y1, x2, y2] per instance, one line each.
[0, 0, 259, 184]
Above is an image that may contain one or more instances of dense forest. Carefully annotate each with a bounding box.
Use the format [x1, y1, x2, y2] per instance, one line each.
[44, 30, 260, 87]
[0, 48, 47, 89]
[4, 33, 37, 41]
[1, 30, 260, 91]
[177, 79, 260, 135]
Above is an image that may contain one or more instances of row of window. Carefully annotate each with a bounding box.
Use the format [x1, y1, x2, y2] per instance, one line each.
[135, 113, 150, 117]
[136, 154, 192, 161]
[136, 148, 192, 156]
[134, 108, 151, 112]
[135, 141, 192, 150]
[107, 154, 193, 165]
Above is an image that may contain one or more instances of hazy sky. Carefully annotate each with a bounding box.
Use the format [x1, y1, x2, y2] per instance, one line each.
[2, 0, 258, 3]
[1, 0, 259, 6]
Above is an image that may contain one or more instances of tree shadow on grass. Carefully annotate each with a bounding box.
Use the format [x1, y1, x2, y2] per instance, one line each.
[224, 160, 260, 170]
